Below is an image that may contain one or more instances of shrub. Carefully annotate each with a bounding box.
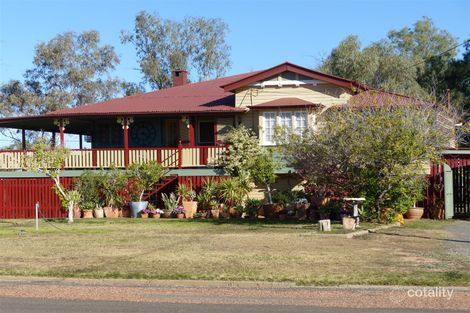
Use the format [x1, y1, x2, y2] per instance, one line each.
[279, 92, 456, 223]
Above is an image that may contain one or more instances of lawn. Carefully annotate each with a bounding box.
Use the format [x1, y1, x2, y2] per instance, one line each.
[0, 218, 468, 286]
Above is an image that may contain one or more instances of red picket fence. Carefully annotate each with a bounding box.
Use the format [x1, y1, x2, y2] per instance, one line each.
[0, 178, 72, 219]
[0, 175, 228, 219]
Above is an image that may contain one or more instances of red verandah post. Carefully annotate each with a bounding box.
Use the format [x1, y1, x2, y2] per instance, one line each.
[118, 116, 132, 168]
[178, 140, 183, 169]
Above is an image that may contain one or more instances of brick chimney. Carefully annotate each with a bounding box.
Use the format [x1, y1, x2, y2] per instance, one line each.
[172, 70, 188, 87]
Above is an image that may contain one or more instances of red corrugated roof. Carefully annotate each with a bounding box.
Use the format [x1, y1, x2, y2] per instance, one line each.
[46, 71, 261, 117]
[247, 97, 320, 109]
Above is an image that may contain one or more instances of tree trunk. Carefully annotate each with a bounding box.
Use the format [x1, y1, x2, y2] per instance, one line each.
[266, 184, 273, 204]
[67, 201, 74, 223]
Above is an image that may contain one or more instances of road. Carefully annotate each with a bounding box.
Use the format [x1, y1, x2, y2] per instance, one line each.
[0, 277, 468, 313]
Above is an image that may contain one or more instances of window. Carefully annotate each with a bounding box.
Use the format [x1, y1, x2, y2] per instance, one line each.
[294, 112, 308, 137]
[263, 112, 276, 145]
[262, 111, 311, 145]
[198, 121, 215, 145]
[279, 112, 292, 129]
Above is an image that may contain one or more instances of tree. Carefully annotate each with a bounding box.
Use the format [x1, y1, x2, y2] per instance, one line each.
[443, 41, 470, 112]
[24, 30, 122, 111]
[248, 150, 278, 204]
[23, 141, 80, 223]
[0, 30, 126, 146]
[320, 17, 458, 98]
[222, 125, 263, 177]
[121, 11, 231, 90]
[279, 92, 456, 223]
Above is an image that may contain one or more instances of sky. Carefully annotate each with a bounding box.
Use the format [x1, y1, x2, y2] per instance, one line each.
[0, 0, 469, 147]
[0, 0, 469, 85]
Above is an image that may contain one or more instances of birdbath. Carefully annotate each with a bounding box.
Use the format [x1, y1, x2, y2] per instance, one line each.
[343, 197, 366, 228]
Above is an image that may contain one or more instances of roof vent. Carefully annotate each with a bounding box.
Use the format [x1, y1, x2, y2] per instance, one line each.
[172, 70, 188, 87]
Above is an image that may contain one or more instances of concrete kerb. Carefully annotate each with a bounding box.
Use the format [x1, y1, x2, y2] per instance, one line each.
[345, 222, 401, 239]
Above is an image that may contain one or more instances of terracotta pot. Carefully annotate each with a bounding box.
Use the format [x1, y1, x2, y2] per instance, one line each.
[176, 213, 185, 219]
[406, 207, 424, 220]
[182, 201, 198, 219]
[296, 204, 309, 220]
[93, 208, 104, 218]
[263, 203, 284, 218]
[227, 206, 239, 218]
[121, 209, 130, 218]
[82, 210, 93, 219]
[103, 207, 119, 218]
[342, 217, 356, 230]
[73, 206, 81, 219]
[211, 209, 220, 219]
[150, 213, 161, 219]
[140, 213, 148, 219]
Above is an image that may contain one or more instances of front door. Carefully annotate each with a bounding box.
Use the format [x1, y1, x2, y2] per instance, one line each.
[198, 121, 215, 145]
[165, 119, 179, 147]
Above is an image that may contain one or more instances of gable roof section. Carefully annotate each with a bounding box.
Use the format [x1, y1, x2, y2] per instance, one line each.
[45, 71, 261, 117]
[221, 62, 369, 92]
[247, 98, 320, 109]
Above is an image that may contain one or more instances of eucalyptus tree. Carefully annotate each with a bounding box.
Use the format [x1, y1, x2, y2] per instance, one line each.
[121, 11, 231, 89]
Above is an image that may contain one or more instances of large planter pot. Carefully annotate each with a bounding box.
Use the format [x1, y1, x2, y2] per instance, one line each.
[121, 208, 130, 218]
[82, 210, 93, 219]
[342, 217, 356, 230]
[162, 211, 172, 218]
[103, 207, 119, 218]
[227, 206, 240, 218]
[93, 208, 104, 218]
[73, 206, 81, 219]
[263, 203, 284, 219]
[406, 207, 424, 220]
[211, 209, 220, 219]
[182, 201, 198, 219]
[130, 201, 148, 218]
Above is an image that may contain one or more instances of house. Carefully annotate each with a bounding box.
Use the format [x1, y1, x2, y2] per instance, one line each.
[0, 62, 368, 218]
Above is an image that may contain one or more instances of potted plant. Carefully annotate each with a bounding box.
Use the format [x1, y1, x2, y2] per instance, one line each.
[218, 177, 250, 218]
[126, 161, 166, 218]
[172, 207, 186, 219]
[102, 167, 127, 218]
[75, 171, 103, 219]
[162, 192, 178, 218]
[151, 208, 164, 219]
[266, 191, 293, 219]
[342, 216, 356, 230]
[244, 198, 262, 219]
[82, 207, 94, 219]
[177, 183, 198, 219]
[406, 204, 424, 220]
[209, 200, 220, 219]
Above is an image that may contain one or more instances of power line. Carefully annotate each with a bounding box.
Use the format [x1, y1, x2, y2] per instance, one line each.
[412, 39, 469, 68]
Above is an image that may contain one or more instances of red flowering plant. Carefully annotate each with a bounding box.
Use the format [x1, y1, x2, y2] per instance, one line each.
[125, 178, 142, 202]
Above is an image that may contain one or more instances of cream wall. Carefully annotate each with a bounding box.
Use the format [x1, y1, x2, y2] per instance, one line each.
[235, 84, 352, 108]
[234, 80, 353, 146]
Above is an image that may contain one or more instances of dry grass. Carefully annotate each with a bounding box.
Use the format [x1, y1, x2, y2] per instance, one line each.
[0, 218, 468, 286]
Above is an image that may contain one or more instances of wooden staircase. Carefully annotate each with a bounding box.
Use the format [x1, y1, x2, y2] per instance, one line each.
[142, 174, 178, 201]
